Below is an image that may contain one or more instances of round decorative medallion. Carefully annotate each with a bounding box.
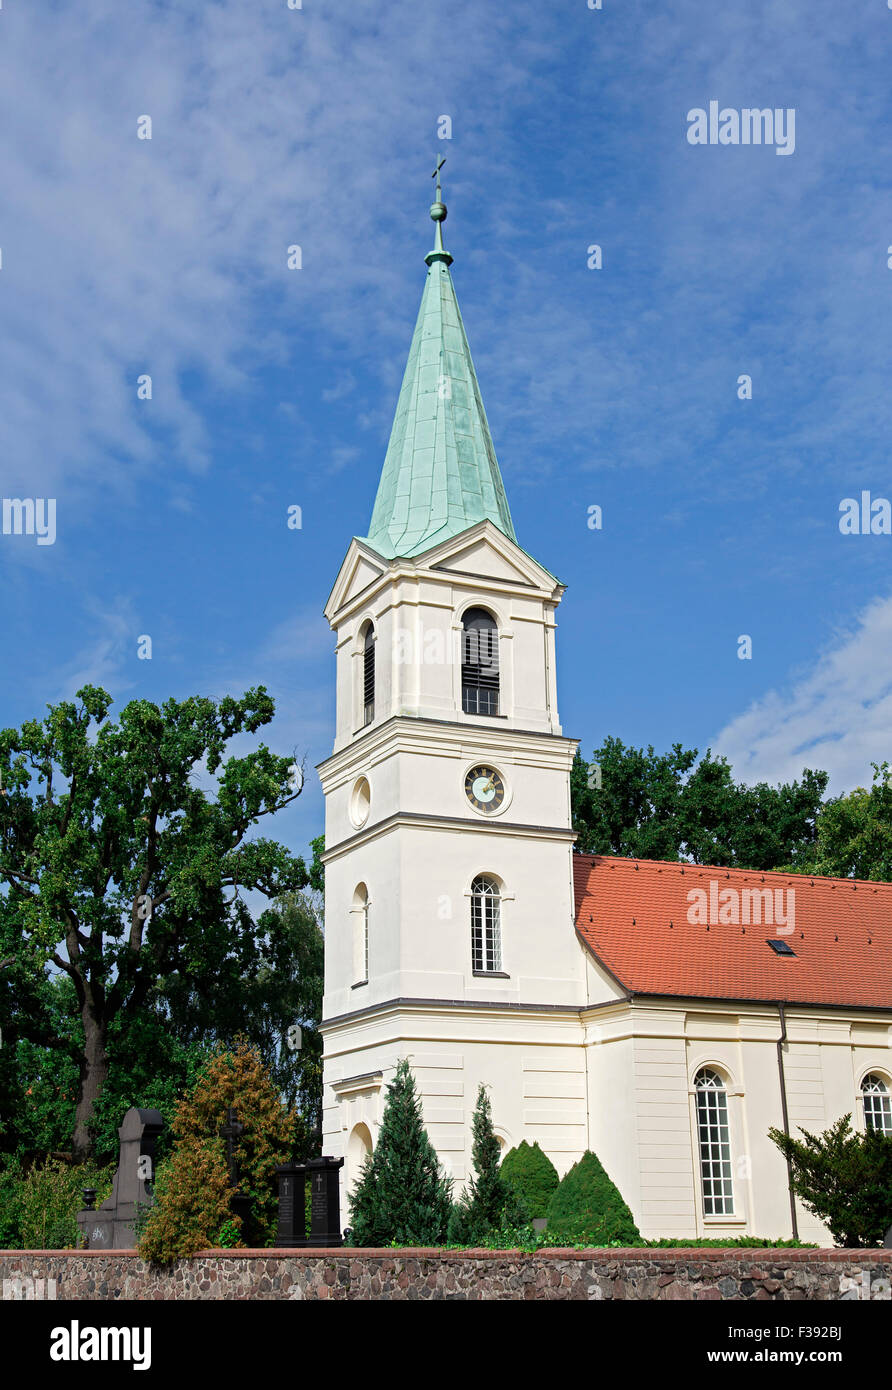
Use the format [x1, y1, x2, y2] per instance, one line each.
[350, 776, 371, 828]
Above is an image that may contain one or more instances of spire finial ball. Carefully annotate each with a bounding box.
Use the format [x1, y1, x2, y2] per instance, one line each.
[429, 200, 447, 222]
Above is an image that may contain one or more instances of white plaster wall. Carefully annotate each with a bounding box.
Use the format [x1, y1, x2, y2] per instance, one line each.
[323, 995, 892, 1240]
[321, 1007, 589, 1222]
[323, 821, 581, 1017]
[581, 1003, 892, 1242]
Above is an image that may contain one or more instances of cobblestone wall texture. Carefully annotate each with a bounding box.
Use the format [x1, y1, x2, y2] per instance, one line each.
[1, 1248, 890, 1301]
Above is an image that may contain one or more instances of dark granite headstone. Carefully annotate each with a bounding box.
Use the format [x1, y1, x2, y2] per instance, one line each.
[274, 1163, 307, 1247]
[306, 1156, 344, 1248]
[273, 1156, 343, 1247]
[77, 1107, 164, 1249]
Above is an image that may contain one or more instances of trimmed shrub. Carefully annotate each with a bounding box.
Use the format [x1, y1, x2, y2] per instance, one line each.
[500, 1141, 559, 1219]
[769, 1114, 892, 1247]
[546, 1150, 641, 1246]
[350, 1059, 452, 1246]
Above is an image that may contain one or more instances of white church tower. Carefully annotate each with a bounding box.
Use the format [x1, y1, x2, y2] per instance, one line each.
[318, 164, 587, 1201]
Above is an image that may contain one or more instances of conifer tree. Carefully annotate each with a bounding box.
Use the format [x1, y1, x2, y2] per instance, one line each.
[349, 1058, 452, 1246]
[138, 1036, 295, 1262]
[448, 1084, 521, 1243]
[769, 1114, 892, 1247]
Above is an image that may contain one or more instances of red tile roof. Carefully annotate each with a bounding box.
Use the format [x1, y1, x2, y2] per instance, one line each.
[573, 854, 892, 1010]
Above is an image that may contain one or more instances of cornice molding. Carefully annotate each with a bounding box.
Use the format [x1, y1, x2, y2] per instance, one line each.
[320, 810, 577, 862]
[317, 712, 579, 777]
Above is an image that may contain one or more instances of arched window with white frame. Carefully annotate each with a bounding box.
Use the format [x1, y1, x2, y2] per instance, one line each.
[351, 883, 369, 985]
[862, 1073, 892, 1135]
[694, 1067, 735, 1216]
[471, 875, 501, 973]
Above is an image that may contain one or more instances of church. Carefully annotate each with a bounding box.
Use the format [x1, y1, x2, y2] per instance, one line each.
[317, 168, 892, 1243]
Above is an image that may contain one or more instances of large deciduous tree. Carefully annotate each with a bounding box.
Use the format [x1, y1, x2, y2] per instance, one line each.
[793, 762, 892, 881]
[571, 737, 828, 870]
[0, 685, 309, 1157]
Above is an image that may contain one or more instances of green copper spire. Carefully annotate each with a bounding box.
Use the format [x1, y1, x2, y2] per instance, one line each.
[362, 158, 517, 560]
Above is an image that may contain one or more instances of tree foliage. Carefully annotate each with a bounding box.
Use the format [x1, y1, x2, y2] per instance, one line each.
[349, 1059, 452, 1246]
[158, 891, 324, 1158]
[571, 737, 828, 870]
[500, 1140, 559, 1219]
[768, 1115, 892, 1247]
[546, 1150, 641, 1246]
[0, 1154, 114, 1250]
[0, 685, 309, 1155]
[789, 762, 892, 881]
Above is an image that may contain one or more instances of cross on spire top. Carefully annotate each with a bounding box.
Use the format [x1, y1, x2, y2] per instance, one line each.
[432, 153, 446, 200]
[426, 153, 452, 266]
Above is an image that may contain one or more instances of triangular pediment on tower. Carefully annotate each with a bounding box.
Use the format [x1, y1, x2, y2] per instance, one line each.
[324, 539, 389, 622]
[425, 520, 562, 596]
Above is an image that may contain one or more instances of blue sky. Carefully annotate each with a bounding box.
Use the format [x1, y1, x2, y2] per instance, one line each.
[2, 0, 892, 863]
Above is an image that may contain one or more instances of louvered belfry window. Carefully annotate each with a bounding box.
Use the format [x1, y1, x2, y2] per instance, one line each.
[362, 624, 375, 726]
[461, 608, 499, 716]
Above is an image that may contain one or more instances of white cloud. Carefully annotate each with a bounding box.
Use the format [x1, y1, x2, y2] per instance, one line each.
[0, 0, 534, 503]
[49, 597, 138, 704]
[713, 595, 892, 794]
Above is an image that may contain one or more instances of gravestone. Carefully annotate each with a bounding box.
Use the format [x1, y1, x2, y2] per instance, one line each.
[306, 1156, 344, 1247]
[77, 1107, 164, 1249]
[273, 1162, 307, 1247]
[273, 1155, 344, 1247]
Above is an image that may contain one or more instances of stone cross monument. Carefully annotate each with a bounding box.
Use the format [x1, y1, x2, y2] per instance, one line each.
[77, 1107, 165, 1249]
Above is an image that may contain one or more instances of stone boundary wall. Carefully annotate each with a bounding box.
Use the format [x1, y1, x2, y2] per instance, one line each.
[1, 1248, 890, 1300]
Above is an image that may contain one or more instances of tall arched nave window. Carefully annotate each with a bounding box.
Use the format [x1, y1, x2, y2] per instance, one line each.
[352, 883, 369, 985]
[694, 1067, 735, 1216]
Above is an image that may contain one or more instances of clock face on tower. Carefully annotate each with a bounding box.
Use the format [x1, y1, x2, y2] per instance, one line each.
[464, 764, 506, 815]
